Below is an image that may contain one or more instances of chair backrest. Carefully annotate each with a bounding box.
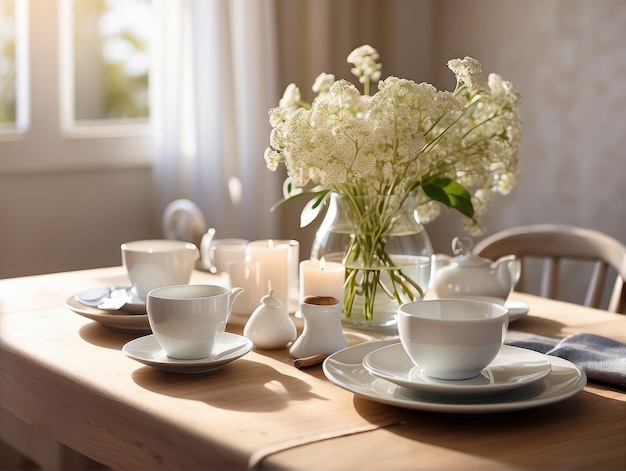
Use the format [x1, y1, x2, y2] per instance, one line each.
[473, 224, 626, 313]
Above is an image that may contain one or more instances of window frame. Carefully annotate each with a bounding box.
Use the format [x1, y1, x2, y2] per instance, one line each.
[0, 0, 152, 174]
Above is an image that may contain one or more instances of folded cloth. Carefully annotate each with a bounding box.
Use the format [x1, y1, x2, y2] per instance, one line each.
[505, 331, 626, 388]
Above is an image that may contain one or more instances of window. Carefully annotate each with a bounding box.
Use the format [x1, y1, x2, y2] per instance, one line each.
[71, 0, 151, 124]
[0, 0, 27, 132]
[0, 1, 16, 126]
[0, 0, 152, 172]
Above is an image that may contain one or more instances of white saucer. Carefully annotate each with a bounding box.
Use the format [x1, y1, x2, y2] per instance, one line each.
[322, 340, 586, 414]
[363, 344, 551, 396]
[122, 332, 253, 374]
[65, 295, 150, 333]
[506, 300, 529, 322]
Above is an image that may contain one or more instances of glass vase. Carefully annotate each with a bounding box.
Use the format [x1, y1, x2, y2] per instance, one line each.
[311, 192, 433, 329]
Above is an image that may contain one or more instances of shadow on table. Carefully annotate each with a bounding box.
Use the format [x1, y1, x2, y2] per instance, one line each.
[511, 315, 567, 338]
[79, 322, 141, 349]
[130, 358, 328, 413]
[352, 389, 624, 468]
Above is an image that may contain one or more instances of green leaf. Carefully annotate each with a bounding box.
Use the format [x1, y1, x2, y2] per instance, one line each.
[270, 187, 327, 212]
[422, 178, 475, 219]
[282, 177, 302, 199]
[300, 192, 329, 227]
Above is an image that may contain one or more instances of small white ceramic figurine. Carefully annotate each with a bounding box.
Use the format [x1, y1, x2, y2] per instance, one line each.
[243, 291, 297, 349]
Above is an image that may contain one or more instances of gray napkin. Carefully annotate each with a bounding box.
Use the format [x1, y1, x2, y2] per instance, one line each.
[505, 331, 626, 388]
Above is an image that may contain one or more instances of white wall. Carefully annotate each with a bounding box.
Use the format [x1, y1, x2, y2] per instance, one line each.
[0, 168, 157, 278]
[426, 0, 626, 251]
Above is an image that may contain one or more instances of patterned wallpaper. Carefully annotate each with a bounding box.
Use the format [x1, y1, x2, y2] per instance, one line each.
[424, 0, 626, 304]
[432, 0, 626, 244]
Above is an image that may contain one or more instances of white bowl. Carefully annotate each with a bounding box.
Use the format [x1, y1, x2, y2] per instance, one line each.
[398, 299, 509, 380]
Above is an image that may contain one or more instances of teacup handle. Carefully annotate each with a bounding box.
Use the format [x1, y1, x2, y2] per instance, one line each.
[227, 287, 244, 321]
[200, 228, 217, 272]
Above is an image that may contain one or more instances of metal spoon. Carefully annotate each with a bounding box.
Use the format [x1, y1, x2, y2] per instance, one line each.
[97, 288, 131, 311]
[75, 286, 117, 307]
[76, 286, 134, 311]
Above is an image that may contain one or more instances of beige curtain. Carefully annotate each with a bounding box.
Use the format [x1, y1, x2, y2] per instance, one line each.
[152, 0, 435, 245]
[152, 0, 282, 240]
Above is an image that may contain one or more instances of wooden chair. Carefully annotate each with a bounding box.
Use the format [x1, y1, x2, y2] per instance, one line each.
[473, 224, 626, 313]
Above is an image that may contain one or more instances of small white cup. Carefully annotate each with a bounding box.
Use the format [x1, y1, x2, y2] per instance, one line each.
[205, 238, 249, 273]
[121, 239, 199, 302]
[147, 284, 243, 360]
[398, 299, 509, 380]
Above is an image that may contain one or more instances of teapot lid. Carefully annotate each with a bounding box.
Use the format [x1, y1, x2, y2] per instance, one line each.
[450, 236, 490, 267]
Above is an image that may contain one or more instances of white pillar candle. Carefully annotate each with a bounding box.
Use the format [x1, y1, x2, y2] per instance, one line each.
[226, 260, 262, 316]
[272, 239, 300, 313]
[246, 239, 291, 307]
[299, 258, 345, 303]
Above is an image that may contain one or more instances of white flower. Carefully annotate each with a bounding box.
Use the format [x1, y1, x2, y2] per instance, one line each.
[264, 45, 522, 233]
[263, 146, 282, 172]
[312, 73, 335, 94]
[448, 57, 489, 92]
[278, 83, 301, 110]
[347, 45, 382, 95]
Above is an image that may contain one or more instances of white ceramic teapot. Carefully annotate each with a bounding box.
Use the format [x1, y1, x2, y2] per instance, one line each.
[432, 237, 519, 300]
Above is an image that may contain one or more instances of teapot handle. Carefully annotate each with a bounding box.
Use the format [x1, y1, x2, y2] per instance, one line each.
[492, 255, 521, 288]
[452, 236, 473, 255]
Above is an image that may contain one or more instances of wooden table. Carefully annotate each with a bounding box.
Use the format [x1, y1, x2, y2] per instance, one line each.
[0, 267, 624, 470]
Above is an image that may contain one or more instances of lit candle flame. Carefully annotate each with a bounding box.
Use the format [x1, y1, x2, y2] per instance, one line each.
[319, 257, 326, 270]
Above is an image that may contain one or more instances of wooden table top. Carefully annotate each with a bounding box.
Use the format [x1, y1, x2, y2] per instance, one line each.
[0, 267, 624, 470]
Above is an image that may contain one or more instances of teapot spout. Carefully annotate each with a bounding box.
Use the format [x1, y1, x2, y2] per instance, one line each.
[430, 253, 452, 290]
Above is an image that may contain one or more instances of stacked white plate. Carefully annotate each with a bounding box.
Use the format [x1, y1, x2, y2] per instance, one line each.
[322, 339, 586, 414]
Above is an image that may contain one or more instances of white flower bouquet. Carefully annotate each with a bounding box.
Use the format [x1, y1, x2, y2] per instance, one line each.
[264, 45, 522, 320]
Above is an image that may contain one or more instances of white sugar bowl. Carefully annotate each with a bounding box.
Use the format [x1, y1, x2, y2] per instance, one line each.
[243, 291, 297, 350]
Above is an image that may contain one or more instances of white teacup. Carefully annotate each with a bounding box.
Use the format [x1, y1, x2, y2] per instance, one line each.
[147, 284, 243, 360]
[398, 299, 509, 380]
[204, 238, 249, 273]
[121, 239, 199, 302]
